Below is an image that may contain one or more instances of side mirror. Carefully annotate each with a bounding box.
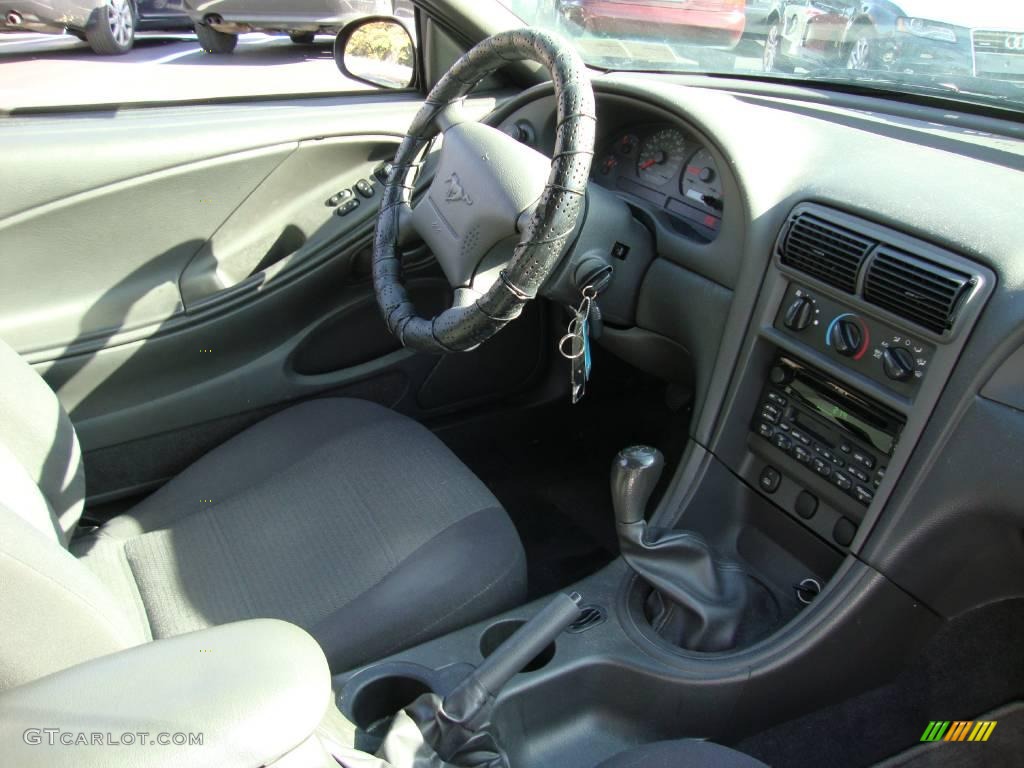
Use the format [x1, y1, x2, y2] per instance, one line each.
[334, 17, 416, 89]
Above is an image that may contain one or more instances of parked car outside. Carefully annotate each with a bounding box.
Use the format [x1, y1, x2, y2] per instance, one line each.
[0, 0, 191, 54]
[182, 0, 413, 54]
[762, 0, 1024, 81]
[743, 0, 776, 39]
[554, 0, 747, 51]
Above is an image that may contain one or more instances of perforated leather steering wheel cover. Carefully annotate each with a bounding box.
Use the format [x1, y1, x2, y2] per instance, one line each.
[374, 28, 596, 353]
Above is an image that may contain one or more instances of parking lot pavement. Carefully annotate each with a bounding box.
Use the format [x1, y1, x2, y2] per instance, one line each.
[0, 32, 370, 111]
[0, 31, 766, 112]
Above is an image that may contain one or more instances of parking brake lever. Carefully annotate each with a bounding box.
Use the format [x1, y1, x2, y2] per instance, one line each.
[443, 591, 583, 725]
[388, 592, 583, 767]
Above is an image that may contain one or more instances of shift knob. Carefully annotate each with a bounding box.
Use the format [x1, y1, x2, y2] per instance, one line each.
[611, 445, 665, 525]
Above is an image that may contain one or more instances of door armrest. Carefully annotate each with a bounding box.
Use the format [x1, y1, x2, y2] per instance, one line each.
[0, 619, 332, 768]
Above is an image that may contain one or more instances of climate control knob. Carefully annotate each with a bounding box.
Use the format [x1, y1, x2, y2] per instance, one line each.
[882, 346, 916, 382]
[830, 318, 864, 357]
[783, 296, 816, 332]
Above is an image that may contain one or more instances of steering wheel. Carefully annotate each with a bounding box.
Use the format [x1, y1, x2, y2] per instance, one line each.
[374, 28, 595, 353]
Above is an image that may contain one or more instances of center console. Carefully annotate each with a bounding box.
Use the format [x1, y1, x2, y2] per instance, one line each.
[715, 203, 993, 554]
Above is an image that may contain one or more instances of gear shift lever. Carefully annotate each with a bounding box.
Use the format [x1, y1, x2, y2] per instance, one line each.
[612, 446, 749, 652]
[611, 445, 665, 524]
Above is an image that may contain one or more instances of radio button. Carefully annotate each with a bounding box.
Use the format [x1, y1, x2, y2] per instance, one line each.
[812, 458, 831, 478]
[767, 391, 788, 406]
[848, 466, 870, 483]
[852, 450, 875, 469]
[789, 429, 811, 445]
[855, 486, 875, 505]
[792, 446, 812, 465]
[757, 422, 774, 439]
[832, 471, 853, 491]
[761, 403, 782, 422]
[839, 441, 852, 454]
[815, 446, 837, 463]
[773, 434, 792, 452]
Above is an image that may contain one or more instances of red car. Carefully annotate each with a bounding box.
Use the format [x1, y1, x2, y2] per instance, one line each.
[556, 0, 746, 49]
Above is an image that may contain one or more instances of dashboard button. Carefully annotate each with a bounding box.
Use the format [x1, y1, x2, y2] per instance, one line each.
[852, 450, 875, 469]
[833, 517, 857, 547]
[760, 407, 780, 424]
[848, 466, 869, 483]
[792, 446, 812, 465]
[773, 434, 792, 452]
[789, 429, 811, 445]
[759, 466, 781, 493]
[767, 391, 787, 406]
[812, 458, 831, 477]
[832, 471, 853, 491]
[855, 486, 875, 505]
[795, 491, 818, 519]
[757, 422, 774, 438]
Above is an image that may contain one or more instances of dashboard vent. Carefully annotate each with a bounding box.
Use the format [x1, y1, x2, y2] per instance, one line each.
[780, 213, 874, 293]
[864, 249, 974, 334]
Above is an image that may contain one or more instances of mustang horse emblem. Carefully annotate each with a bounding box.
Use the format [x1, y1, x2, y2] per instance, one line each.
[444, 173, 473, 206]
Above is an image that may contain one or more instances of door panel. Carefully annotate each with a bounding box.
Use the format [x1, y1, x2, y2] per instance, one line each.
[0, 92, 547, 504]
[0, 143, 291, 354]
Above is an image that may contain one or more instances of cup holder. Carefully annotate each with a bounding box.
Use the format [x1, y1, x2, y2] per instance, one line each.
[348, 674, 433, 732]
[479, 619, 555, 672]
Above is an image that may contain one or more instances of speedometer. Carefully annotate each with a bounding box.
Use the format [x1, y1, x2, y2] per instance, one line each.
[636, 128, 686, 186]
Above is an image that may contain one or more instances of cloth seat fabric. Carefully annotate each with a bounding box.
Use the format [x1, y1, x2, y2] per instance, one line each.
[73, 398, 527, 672]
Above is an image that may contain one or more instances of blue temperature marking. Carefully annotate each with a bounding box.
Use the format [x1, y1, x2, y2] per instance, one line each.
[825, 313, 855, 347]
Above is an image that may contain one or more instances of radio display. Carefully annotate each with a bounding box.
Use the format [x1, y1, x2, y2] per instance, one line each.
[789, 377, 896, 455]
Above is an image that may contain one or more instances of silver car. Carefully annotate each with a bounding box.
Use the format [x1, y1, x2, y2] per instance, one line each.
[0, 0, 191, 55]
[182, 0, 411, 53]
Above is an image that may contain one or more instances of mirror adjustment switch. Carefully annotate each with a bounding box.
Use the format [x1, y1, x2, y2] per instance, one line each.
[355, 179, 374, 198]
[374, 163, 392, 183]
[335, 198, 360, 217]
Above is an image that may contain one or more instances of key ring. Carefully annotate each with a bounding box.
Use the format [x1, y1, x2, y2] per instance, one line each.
[559, 331, 586, 359]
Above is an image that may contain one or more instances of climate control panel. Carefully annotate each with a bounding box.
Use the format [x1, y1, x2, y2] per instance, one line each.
[775, 284, 934, 397]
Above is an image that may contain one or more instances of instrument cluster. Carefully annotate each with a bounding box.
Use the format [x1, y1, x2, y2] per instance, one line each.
[594, 124, 725, 242]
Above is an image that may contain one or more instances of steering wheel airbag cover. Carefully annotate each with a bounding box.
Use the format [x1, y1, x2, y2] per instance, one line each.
[374, 28, 595, 353]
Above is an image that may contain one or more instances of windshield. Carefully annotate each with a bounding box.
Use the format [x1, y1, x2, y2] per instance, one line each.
[500, 0, 1024, 112]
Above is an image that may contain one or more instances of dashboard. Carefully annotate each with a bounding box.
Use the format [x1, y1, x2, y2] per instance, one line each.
[592, 125, 724, 243]
[493, 76, 1024, 621]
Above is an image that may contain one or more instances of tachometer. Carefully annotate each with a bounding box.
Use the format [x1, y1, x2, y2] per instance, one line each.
[636, 128, 686, 186]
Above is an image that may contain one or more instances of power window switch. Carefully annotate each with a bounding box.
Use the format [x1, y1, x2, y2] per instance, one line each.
[326, 189, 353, 207]
[335, 198, 360, 217]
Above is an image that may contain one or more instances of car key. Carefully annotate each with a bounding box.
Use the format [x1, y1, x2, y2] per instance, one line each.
[560, 285, 597, 404]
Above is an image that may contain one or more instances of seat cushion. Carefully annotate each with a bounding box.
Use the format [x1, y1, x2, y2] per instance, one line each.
[596, 740, 769, 768]
[74, 398, 526, 671]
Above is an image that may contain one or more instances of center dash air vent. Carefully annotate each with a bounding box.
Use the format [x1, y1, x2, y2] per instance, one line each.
[780, 212, 875, 293]
[864, 249, 974, 334]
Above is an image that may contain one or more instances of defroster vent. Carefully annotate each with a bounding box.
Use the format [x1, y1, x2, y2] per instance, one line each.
[780, 212, 874, 293]
[864, 249, 974, 334]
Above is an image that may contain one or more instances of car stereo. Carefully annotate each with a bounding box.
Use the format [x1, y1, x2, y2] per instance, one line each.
[753, 356, 905, 506]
